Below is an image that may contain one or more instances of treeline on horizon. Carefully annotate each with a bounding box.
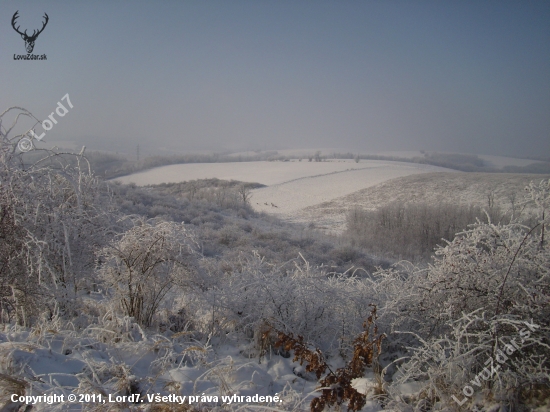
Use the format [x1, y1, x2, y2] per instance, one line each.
[21, 149, 550, 179]
[335, 151, 550, 174]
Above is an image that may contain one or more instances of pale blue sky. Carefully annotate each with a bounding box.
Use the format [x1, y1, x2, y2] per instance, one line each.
[1, 1, 549, 157]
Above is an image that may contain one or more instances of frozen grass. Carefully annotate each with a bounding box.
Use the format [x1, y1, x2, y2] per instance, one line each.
[4, 108, 548, 412]
[0, 317, 372, 412]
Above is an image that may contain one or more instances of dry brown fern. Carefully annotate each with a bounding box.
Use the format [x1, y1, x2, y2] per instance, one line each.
[274, 304, 386, 412]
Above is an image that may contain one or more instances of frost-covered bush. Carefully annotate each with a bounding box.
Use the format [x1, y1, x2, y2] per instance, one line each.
[378, 181, 550, 336]
[386, 311, 549, 410]
[97, 219, 200, 327]
[380, 180, 550, 409]
[194, 252, 377, 357]
[0, 107, 119, 325]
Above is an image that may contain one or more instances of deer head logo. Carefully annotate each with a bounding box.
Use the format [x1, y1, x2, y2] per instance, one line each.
[11, 11, 49, 54]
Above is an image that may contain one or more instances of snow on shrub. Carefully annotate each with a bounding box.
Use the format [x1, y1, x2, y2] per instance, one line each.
[380, 180, 550, 410]
[97, 219, 200, 327]
[198, 252, 378, 358]
[1, 107, 118, 326]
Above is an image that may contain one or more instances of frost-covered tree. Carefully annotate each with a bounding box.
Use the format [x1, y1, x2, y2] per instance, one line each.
[237, 183, 252, 205]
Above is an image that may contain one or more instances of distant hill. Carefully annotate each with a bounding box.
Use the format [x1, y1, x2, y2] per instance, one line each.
[294, 172, 550, 233]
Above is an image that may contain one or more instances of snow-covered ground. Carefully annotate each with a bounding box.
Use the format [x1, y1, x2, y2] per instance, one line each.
[249, 162, 455, 221]
[113, 159, 457, 232]
[0, 322, 385, 412]
[293, 172, 550, 233]
[113, 159, 381, 186]
[113, 158, 549, 234]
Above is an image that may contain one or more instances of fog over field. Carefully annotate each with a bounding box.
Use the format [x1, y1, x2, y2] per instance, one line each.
[2, 1, 550, 411]
[2, 1, 549, 157]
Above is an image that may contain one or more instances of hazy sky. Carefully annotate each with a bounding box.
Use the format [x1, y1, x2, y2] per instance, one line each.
[1, 1, 549, 157]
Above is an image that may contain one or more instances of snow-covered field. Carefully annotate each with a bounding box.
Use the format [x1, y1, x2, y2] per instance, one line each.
[113, 159, 428, 187]
[249, 162, 456, 222]
[113, 159, 550, 234]
[113, 159, 457, 231]
[477, 154, 538, 168]
[295, 172, 550, 232]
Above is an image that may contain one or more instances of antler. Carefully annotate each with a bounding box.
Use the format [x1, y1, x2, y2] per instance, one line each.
[11, 11, 26, 37]
[11, 11, 49, 40]
[33, 13, 49, 38]
[29, 13, 49, 39]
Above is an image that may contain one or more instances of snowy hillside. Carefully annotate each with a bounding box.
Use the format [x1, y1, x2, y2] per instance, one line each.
[1, 109, 549, 411]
